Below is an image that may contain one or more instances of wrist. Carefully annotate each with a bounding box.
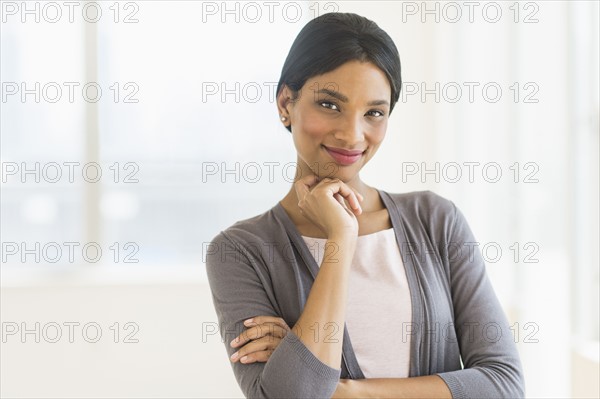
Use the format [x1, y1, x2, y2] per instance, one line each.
[337, 378, 360, 398]
[328, 230, 358, 243]
[326, 234, 357, 255]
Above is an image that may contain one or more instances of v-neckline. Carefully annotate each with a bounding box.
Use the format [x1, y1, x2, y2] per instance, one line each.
[271, 188, 421, 379]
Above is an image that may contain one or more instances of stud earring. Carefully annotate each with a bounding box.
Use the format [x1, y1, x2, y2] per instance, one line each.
[280, 116, 287, 122]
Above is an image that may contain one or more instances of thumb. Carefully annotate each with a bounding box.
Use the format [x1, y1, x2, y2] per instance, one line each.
[294, 173, 319, 204]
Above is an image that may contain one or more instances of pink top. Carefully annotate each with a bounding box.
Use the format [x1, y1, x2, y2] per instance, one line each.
[301, 227, 412, 378]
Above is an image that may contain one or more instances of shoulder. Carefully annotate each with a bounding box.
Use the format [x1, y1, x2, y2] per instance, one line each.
[383, 189, 456, 217]
[207, 205, 286, 250]
[382, 189, 459, 236]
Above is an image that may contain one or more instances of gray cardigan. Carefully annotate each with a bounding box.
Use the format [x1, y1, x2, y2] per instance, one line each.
[205, 190, 525, 398]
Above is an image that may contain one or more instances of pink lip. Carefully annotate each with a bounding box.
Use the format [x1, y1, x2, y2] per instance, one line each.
[323, 145, 366, 166]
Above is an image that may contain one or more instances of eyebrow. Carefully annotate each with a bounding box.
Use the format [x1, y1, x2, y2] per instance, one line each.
[316, 88, 390, 107]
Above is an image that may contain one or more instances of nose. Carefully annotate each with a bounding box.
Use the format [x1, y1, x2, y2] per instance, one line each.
[333, 114, 365, 146]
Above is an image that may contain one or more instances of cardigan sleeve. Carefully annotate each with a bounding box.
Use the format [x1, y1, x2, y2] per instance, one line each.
[435, 201, 526, 398]
[205, 230, 341, 399]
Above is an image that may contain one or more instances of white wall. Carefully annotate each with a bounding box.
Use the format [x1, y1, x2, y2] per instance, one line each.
[1, 268, 243, 398]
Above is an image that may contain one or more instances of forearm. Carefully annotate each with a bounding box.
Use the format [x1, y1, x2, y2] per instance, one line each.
[336, 375, 452, 399]
[291, 235, 355, 369]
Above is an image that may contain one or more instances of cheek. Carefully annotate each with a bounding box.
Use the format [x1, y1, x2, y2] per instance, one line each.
[362, 122, 388, 162]
[297, 107, 331, 141]
[369, 121, 388, 145]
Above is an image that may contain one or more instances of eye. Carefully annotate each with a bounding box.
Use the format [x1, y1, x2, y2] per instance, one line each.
[319, 101, 339, 111]
[367, 110, 385, 117]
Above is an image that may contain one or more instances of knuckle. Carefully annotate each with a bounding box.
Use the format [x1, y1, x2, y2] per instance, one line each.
[253, 326, 264, 338]
[247, 328, 259, 340]
[257, 335, 270, 344]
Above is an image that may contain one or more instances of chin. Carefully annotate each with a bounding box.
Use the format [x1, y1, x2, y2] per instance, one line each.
[316, 164, 361, 182]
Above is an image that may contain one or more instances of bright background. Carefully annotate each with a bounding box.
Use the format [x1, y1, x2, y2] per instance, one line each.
[1, 1, 598, 398]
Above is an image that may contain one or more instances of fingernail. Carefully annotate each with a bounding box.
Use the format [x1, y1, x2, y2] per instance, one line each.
[230, 339, 236, 347]
[244, 318, 253, 325]
[230, 351, 239, 360]
[240, 356, 248, 363]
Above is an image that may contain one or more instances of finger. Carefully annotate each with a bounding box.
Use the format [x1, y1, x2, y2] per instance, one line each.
[323, 180, 362, 215]
[231, 336, 281, 363]
[354, 190, 364, 202]
[294, 173, 319, 206]
[230, 324, 289, 348]
[320, 180, 351, 210]
[326, 180, 364, 204]
[230, 324, 288, 348]
[246, 316, 290, 332]
[333, 193, 346, 208]
[239, 349, 275, 364]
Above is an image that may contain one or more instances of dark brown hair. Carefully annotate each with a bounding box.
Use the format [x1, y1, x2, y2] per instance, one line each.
[276, 12, 402, 132]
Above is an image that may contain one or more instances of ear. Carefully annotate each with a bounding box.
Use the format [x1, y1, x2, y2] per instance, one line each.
[276, 85, 295, 123]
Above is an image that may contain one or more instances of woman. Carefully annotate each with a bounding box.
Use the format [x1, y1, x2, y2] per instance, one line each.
[206, 12, 525, 399]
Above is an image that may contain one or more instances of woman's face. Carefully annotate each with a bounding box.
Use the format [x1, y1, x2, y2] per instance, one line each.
[278, 60, 392, 183]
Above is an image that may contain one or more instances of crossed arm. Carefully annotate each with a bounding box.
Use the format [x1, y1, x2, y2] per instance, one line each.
[333, 375, 451, 398]
[229, 315, 452, 399]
